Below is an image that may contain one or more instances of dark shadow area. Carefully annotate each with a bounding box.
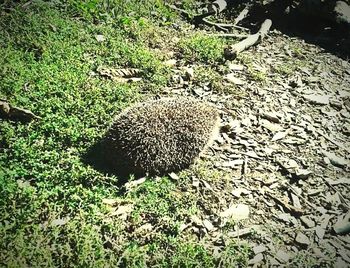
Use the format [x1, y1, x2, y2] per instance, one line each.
[82, 133, 192, 184]
[82, 137, 144, 188]
[231, 1, 350, 60]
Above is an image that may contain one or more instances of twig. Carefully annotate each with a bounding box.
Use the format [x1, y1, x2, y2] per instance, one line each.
[224, 19, 272, 59]
[202, 19, 249, 31]
[201, 18, 230, 32]
[210, 33, 248, 39]
[234, 6, 250, 25]
[165, 2, 248, 32]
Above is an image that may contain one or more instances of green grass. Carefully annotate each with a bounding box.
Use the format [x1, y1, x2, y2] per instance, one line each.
[179, 32, 226, 63]
[0, 1, 253, 267]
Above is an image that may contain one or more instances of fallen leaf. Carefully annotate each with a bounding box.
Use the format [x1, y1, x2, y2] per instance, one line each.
[260, 119, 283, 132]
[95, 34, 105, 42]
[304, 94, 331, 105]
[168, 172, 179, 180]
[219, 204, 250, 220]
[224, 73, 245, 85]
[202, 219, 214, 231]
[125, 177, 147, 190]
[295, 232, 311, 246]
[248, 253, 264, 265]
[253, 245, 267, 254]
[110, 204, 133, 218]
[276, 250, 291, 263]
[51, 217, 70, 227]
[272, 131, 288, 141]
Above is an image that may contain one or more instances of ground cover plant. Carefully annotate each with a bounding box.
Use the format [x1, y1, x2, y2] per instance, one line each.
[1, 0, 349, 267]
[0, 0, 249, 267]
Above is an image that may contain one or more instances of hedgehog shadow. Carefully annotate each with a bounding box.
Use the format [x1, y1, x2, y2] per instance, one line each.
[82, 134, 193, 186]
[82, 136, 145, 187]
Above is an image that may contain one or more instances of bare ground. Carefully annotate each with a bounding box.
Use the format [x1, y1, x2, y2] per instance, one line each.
[156, 24, 350, 267]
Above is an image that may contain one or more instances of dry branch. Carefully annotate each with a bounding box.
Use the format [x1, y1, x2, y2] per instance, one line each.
[0, 99, 41, 122]
[224, 19, 272, 60]
[165, 2, 246, 32]
[234, 6, 249, 25]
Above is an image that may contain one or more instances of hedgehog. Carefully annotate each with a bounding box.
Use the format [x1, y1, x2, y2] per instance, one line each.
[104, 97, 221, 176]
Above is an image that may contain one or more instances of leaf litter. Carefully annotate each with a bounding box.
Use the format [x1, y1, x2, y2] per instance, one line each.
[160, 17, 350, 266]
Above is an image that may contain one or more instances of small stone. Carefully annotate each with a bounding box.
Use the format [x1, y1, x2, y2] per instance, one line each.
[164, 59, 177, 67]
[248, 253, 264, 265]
[203, 219, 214, 231]
[276, 250, 291, 263]
[333, 212, 350, 235]
[192, 176, 200, 187]
[260, 119, 283, 132]
[268, 257, 280, 266]
[253, 245, 267, 254]
[51, 217, 70, 227]
[300, 216, 315, 228]
[231, 188, 250, 198]
[295, 232, 311, 246]
[95, 34, 105, 42]
[224, 73, 245, 85]
[335, 257, 348, 268]
[219, 204, 250, 220]
[315, 226, 326, 240]
[304, 94, 330, 105]
[261, 111, 280, 123]
[168, 172, 179, 180]
[272, 131, 288, 141]
[295, 169, 313, 179]
[183, 67, 194, 80]
[227, 63, 244, 71]
[312, 247, 326, 258]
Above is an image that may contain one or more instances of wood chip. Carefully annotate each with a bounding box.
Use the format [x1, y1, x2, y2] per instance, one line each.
[304, 94, 331, 105]
[295, 232, 311, 246]
[202, 219, 214, 232]
[219, 204, 250, 220]
[260, 119, 283, 132]
[253, 245, 267, 254]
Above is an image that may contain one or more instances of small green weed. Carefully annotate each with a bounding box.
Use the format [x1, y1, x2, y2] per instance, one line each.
[179, 33, 225, 63]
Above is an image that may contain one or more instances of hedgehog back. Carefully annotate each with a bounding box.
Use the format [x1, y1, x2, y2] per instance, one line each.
[106, 97, 220, 175]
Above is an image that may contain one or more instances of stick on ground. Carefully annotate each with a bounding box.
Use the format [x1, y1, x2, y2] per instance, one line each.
[224, 19, 272, 59]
